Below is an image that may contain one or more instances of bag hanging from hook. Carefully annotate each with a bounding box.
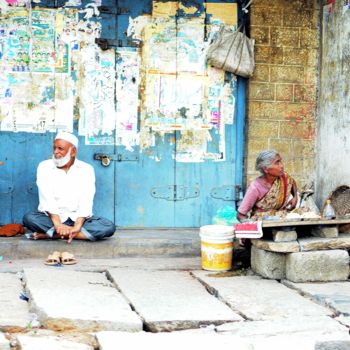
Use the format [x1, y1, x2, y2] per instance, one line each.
[206, 22, 255, 78]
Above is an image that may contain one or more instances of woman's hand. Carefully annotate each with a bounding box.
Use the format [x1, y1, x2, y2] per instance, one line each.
[237, 212, 248, 221]
[286, 195, 298, 210]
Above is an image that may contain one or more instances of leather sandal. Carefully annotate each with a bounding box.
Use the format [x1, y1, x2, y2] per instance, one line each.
[61, 252, 77, 265]
[44, 251, 61, 266]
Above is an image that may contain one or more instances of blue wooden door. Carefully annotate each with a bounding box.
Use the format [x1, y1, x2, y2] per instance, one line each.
[113, 0, 245, 227]
[0, 0, 244, 228]
[0, 2, 118, 225]
[0, 133, 115, 225]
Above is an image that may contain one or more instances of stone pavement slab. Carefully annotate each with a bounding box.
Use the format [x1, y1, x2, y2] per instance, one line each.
[283, 280, 350, 316]
[336, 315, 350, 327]
[0, 333, 9, 350]
[192, 272, 333, 320]
[0, 273, 31, 331]
[107, 269, 242, 331]
[215, 316, 349, 338]
[16, 335, 93, 350]
[23, 268, 142, 332]
[95, 331, 349, 350]
[95, 331, 253, 350]
[315, 341, 350, 350]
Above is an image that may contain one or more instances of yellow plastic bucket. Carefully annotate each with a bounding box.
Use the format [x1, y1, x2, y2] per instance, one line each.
[199, 225, 234, 272]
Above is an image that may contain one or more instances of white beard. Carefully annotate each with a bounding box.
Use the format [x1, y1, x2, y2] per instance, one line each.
[53, 147, 72, 168]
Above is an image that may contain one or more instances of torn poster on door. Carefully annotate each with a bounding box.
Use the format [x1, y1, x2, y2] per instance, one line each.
[78, 47, 115, 145]
[135, 8, 236, 162]
[31, 9, 56, 73]
[115, 48, 140, 151]
[0, 6, 103, 134]
[0, 1, 237, 162]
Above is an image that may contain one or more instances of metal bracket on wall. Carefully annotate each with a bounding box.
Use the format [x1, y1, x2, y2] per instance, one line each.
[151, 185, 200, 201]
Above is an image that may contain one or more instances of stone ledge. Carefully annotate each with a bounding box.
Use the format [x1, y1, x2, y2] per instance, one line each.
[311, 226, 338, 238]
[251, 246, 286, 279]
[0, 229, 201, 259]
[286, 250, 350, 283]
[251, 233, 350, 253]
[299, 234, 350, 252]
[272, 229, 297, 242]
[251, 239, 299, 253]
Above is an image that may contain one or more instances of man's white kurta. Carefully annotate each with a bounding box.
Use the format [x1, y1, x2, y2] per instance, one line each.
[37, 159, 95, 222]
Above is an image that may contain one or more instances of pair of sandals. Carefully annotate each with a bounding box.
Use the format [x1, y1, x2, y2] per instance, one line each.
[45, 251, 77, 266]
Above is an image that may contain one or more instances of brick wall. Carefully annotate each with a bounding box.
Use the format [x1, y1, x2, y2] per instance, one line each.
[245, 0, 320, 190]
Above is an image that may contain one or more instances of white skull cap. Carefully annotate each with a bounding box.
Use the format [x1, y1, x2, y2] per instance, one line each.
[55, 131, 78, 148]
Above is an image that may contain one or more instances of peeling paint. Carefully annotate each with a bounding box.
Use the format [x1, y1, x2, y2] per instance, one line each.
[0, 6, 103, 135]
[0, 1, 238, 163]
[116, 48, 141, 150]
[205, 3, 238, 26]
[152, 1, 178, 18]
[132, 2, 237, 162]
[127, 15, 152, 41]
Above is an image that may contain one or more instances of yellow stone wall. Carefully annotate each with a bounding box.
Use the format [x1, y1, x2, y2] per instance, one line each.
[245, 0, 320, 190]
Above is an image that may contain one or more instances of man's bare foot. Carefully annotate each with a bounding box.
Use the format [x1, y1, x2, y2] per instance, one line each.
[32, 232, 49, 240]
[32, 232, 60, 240]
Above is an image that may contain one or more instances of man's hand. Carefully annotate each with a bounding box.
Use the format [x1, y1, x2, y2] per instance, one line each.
[54, 223, 74, 238]
[67, 217, 85, 244]
[50, 214, 86, 243]
[67, 225, 81, 244]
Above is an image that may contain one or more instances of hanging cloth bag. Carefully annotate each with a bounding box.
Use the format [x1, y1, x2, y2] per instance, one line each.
[207, 24, 255, 78]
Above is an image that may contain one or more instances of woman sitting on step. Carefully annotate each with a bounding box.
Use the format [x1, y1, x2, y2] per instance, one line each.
[237, 150, 298, 221]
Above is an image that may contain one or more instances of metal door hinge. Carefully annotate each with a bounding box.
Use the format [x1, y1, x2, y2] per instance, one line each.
[151, 185, 200, 201]
[211, 185, 242, 201]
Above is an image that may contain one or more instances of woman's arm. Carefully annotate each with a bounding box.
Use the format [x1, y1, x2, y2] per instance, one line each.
[237, 183, 260, 221]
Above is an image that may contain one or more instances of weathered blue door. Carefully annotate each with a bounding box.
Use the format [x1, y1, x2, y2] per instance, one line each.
[0, 0, 245, 228]
[113, 0, 245, 227]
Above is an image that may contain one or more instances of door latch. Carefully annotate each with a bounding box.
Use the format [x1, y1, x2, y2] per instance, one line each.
[94, 153, 139, 166]
[94, 154, 111, 167]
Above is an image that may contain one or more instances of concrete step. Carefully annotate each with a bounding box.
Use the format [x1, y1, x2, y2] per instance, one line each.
[0, 229, 201, 259]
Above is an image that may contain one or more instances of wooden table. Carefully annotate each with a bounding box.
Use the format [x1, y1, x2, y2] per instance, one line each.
[262, 218, 350, 228]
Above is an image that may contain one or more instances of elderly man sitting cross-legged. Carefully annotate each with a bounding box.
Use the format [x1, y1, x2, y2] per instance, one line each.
[23, 131, 116, 243]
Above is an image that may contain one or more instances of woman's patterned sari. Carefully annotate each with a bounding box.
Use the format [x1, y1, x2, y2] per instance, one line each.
[252, 173, 295, 217]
